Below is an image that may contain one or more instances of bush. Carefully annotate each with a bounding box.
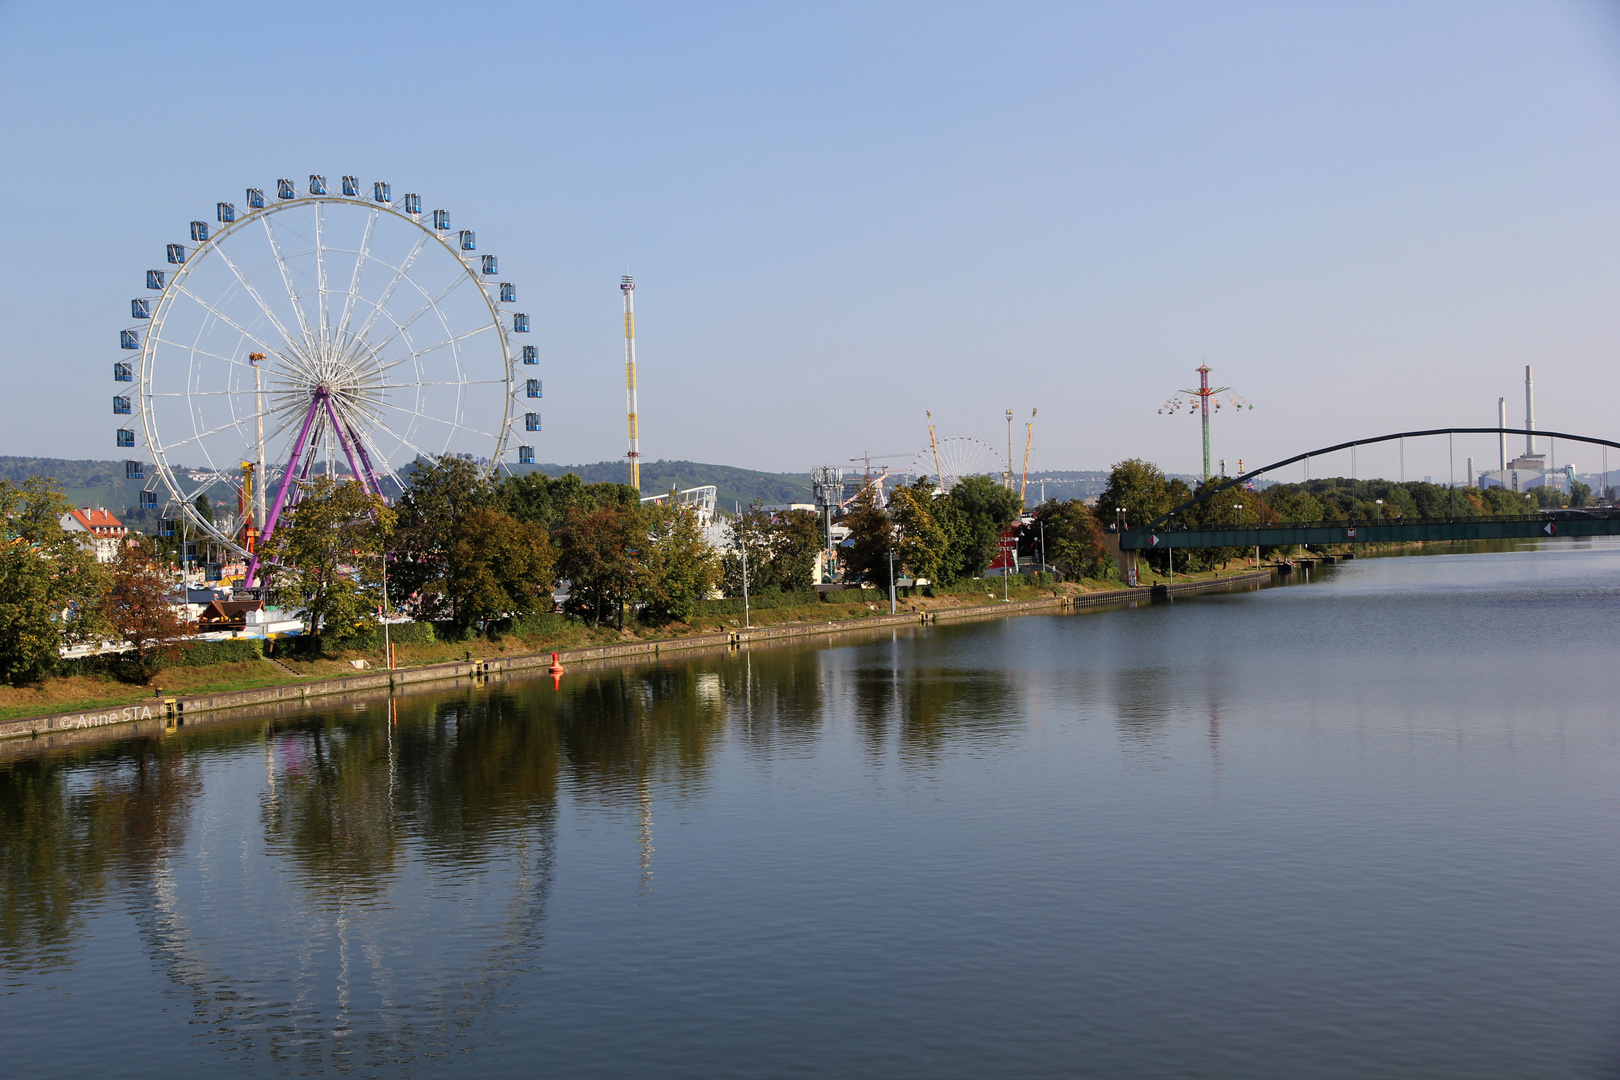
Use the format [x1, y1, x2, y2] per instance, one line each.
[697, 590, 818, 616]
[173, 639, 266, 666]
[821, 588, 881, 604]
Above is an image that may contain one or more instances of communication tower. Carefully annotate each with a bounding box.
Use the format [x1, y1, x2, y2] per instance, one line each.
[621, 274, 641, 491]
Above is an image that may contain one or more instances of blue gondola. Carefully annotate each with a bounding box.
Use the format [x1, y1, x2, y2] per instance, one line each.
[481, 255, 498, 276]
[518, 446, 535, 465]
[117, 429, 135, 448]
[246, 187, 265, 209]
[126, 460, 143, 479]
[190, 221, 209, 242]
[140, 491, 158, 509]
[499, 282, 516, 303]
[309, 175, 326, 196]
[113, 395, 132, 415]
[120, 330, 139, 350]
[374, 181, 391, 203]
[432, 209, 450, 230]
[521, 345, 538, 364]
[403, 192, 420, 214]
[217, 202, 236, 224]
[146, 269, 164, 290]
[458, 230, 476, 251]
[166, 244, 187, 264]
[513, 313, 529, 333]
[131, 299, 150, 319]
[525, 412, 541, 432]
[114, 362, 133, 382]
[277, 178, 295, 200]
[342, 175, 359, 196]
[526, 378, 542, 398]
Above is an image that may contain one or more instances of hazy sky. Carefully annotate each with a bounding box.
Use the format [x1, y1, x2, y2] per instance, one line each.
[2, 0, 1617, 482]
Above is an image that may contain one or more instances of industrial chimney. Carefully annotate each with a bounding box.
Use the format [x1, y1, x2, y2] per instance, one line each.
[1525, 365, 1535, 457]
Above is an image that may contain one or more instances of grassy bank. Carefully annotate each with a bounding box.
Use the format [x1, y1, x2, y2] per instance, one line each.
[0, 563, 1271, 724]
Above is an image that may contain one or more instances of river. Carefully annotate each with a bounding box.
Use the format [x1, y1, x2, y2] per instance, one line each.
[3, 543, 1619, 1078]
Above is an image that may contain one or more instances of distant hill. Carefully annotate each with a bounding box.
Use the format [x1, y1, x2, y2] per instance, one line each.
[514, 459, 815, 510]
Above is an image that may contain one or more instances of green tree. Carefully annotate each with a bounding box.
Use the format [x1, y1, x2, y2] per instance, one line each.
[392, 455, 496, 622]
[1183, 480, 1260, 570]
[262, 477, 394, 647]
[840, 480, 896, 588]
[723, 503, 824, 596]
[889, 478, 954, 584]
[1096, 458, 1174, 531]
[499, 472, 640, 534]
[445, 508, 556, 631]
[556, 503, 643, 627]
[639, 503, 722, 623]
[945, 475, 1022, 578]
[193, 493, 214, 526]
[1034, 499, 1109, 579]
[101, 537, 190, 683]
[0, 477, 107, 685]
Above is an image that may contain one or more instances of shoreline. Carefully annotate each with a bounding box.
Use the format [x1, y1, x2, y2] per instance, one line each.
[0, 570, 1275, 759]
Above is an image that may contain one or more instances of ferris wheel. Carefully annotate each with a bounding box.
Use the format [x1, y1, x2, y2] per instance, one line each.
[115, 173, 531, 570]
[910, 434, 1005, 492]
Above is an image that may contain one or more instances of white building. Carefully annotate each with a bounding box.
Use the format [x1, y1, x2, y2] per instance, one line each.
[59, 506, 131, 563]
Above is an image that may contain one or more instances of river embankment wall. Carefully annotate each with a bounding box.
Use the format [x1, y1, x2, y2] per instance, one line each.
[0, 571, 1274, 758]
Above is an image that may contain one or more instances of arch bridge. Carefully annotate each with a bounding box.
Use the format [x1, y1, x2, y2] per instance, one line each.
[1118, 427, 1620, 553]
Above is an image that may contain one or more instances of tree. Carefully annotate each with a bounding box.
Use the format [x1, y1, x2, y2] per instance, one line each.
[0, 477, 107, 684]
[1096, 458, 1174, 531]
[639, 503, 722, 623]
[193, 493, 214, 526]
[945, 475, 1022, 578]
[102, 537, 190, 682]
[556, 503, 643, 627]
[1034, 499, 1109, 579]
[392, 455, 496, 622]
[888, 478, 954, 584]
[722, 503, 824, 596]
[261, 477, 394, 647]
[839, 480, 896, 588]
[498, 472, 640, 534]
[445, 508, 556, 631]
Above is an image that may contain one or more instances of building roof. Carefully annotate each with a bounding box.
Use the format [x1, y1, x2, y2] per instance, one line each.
[62, 507, 127, 535]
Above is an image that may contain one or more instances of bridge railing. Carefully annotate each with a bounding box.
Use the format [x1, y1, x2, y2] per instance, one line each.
[1120, 510, 1618, 535]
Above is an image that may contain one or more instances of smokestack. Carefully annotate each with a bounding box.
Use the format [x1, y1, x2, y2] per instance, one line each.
[1498, 397, 1506, 470]
[1525, 365, 1535, 457]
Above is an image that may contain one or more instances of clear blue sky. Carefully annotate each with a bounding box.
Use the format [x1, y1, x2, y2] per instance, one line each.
[2, 0, 1617, 481]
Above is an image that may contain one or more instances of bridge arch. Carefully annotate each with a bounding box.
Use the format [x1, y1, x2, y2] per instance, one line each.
[1132, 427, 1619, 537]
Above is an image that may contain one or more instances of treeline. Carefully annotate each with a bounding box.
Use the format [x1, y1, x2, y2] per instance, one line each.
[800, 475, 1114, 592]
[264, 457, 725, 643]
[1088, 458, 1556, 573]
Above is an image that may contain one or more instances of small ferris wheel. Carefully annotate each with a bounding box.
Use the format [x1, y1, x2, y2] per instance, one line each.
[115, 174, 534, 578]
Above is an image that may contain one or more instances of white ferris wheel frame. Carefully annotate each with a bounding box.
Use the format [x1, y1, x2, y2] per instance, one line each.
[132, 189, 519, 559]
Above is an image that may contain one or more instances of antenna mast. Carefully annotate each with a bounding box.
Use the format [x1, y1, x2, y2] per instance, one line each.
[621, 275, 640, 491]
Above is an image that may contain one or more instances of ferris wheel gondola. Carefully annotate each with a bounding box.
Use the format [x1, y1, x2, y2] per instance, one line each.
[116, 174, 530, 582]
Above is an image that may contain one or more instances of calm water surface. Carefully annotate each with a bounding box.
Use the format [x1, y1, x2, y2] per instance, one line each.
[4, 544, 1620, 1078]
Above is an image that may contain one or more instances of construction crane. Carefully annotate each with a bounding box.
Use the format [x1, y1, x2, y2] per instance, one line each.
[1019, 408, 1037, 503]
[927, 411, 945, 492]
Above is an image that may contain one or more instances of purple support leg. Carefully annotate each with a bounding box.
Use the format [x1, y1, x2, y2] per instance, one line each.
[246, 390, 326, 588]
[344, 419, 388, 503]
[325, 396, 371, 497]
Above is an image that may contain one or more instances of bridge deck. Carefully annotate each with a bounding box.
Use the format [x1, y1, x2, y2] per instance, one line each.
[1118, 513, 1620, 550]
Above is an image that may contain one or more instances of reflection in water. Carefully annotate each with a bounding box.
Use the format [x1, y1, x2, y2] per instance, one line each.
[16, 552, 1613, 1079]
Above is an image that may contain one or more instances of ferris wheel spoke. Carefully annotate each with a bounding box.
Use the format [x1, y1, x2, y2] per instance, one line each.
[262, 213, 316, 352]
[166, 285, 284, 358]
[152, 409, 277, 455]
[314, 200, 331, 351]
[380, 406, 498, 441]
[335, 208, 378, 348]
[147, 335, 261, 372]
[352, 232, 429, 345]
[366, 273, 471, 357]
[376, 326, 497, 375]
[211, 243, 302, 354]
